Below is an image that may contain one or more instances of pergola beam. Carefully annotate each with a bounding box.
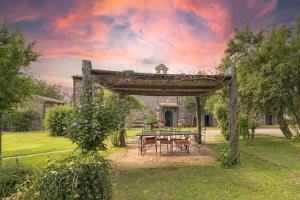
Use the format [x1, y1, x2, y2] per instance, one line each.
[106, 85, 218, 90]
[116, 92, 207, 96]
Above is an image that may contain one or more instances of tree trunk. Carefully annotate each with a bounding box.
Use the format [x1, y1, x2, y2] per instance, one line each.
[286, 91, 300, 129]
[276, 111, 293, 139]
[195, 96, 202, 144]
[118, 95, 126, 147]
[229, 63, 240, 165]
[0, 111, 2, 161]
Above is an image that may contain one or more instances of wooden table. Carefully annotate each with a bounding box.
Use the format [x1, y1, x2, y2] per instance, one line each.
[136, 131, 198, 156]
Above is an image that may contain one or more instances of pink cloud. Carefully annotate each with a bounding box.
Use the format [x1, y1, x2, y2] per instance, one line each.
[175, 0, 231, 38]
[258, 0, 277, 17]
[1, 0, 287, 92]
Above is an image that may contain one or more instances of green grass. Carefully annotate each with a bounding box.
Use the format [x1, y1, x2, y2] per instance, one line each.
[3, 152, 74, 168]
[2, 131, 76, 158]
[257, 124, 279, 128]
[3, 129, 299, 199]
[113, 136, 300, 200]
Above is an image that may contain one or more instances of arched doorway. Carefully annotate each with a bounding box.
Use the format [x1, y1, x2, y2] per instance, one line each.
[165, 111, 173, 127]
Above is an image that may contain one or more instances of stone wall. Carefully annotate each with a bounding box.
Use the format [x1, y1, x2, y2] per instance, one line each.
[27, 98, 63, 130]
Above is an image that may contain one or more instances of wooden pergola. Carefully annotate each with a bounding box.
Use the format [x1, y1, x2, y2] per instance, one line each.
[77, 60, 239, 163]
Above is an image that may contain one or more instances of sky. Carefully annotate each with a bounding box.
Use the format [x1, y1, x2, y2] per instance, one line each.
[0, 0, 299, 94]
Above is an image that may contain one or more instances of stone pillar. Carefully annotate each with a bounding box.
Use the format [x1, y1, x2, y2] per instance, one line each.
[82, 60, 92, 105]
[195, 96, 202, 144]
[229, 62, 240, 164]
[118, 94, 126, 147]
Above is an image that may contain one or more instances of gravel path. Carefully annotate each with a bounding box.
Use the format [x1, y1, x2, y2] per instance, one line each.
[204, 128, 284, 141]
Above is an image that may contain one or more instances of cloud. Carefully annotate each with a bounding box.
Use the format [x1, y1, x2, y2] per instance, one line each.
[0, 0, 297, 93]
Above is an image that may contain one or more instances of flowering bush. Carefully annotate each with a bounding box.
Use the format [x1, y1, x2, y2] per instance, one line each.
[67, 95, 120, 152]
[12, 153, 112, 200]
[44, 105, 73, 136]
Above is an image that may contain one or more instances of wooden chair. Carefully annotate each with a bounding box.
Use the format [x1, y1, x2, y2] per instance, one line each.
[174, 130, 191, 153]
[157, 132, 173, 155]
[141, 136, 157, 156]
[190, 128, 206, 151]
[125, 135, 139, 156]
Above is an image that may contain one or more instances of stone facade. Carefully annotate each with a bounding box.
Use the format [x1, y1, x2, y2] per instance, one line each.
[27, 95, 65, 130]
[128, 96, 218, 127]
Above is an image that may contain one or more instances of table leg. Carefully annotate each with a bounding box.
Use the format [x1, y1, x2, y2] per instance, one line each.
[140, 136, 143, 156]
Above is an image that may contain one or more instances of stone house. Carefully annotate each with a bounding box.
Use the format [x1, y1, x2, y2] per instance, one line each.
[27, 95, 65, 130]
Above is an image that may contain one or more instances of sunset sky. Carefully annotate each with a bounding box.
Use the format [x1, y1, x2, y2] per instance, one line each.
[1, 0, 299, 93]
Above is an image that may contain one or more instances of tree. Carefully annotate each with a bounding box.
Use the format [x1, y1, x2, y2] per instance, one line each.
[220, 17, 300, 140]
[146, 113, 158, 130]
[32, 79, 65, 100]
[0, 24, 39, 159]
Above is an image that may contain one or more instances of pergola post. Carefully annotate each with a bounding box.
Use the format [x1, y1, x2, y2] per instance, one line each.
[118, 94, 126, 147]
[229, 62, 240, 164]
[82, 60, 92, 105]
[195, 96, 202, 144]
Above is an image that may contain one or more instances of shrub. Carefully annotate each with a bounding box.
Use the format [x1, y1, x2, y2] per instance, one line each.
[12, 153, 112, 200]
[214, 105, 229, 140]
[44, 105, 73, 136]
[0, 160, 32, 198]
[217, 143, 234, 167]
[3, 109, 38, 131]
[239, 116, 256, 145]
[110, 131, 120, 147]
[67, 95, 120, 152]
[146, 114, 158, 130]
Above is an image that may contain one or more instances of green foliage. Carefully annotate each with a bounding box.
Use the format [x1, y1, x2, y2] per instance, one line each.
[67, 94, 120, 152]
[239, 116, 256, 145]
[214, 104, 229, 140]
[146, 113, 158, 130]
[183, 97, 196, 109]
[217, 143, 234, 167]
[3, 109, 38, 131]
[0, 23, 39, 112]
[124, 95, 145, 111]
[146, 114, 158, 125]
[12, 153, 112, 200]
[204, 94, 219, 113]
[220, 18, 300, 138]
[110, 131, 120, 147]
[32, 79, 65, 100]
[0, 160, 32, 198]
[44, 105, 73, 136]
[0, 23, 39, 157]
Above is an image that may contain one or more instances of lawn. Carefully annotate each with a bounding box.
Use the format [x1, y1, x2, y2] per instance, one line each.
[1, 130, 119, 167]
[2, 131, 76, 158]
[113, 136, 300, 200]
[3, 151, 73, 168]
[3, 129, 300, 199]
